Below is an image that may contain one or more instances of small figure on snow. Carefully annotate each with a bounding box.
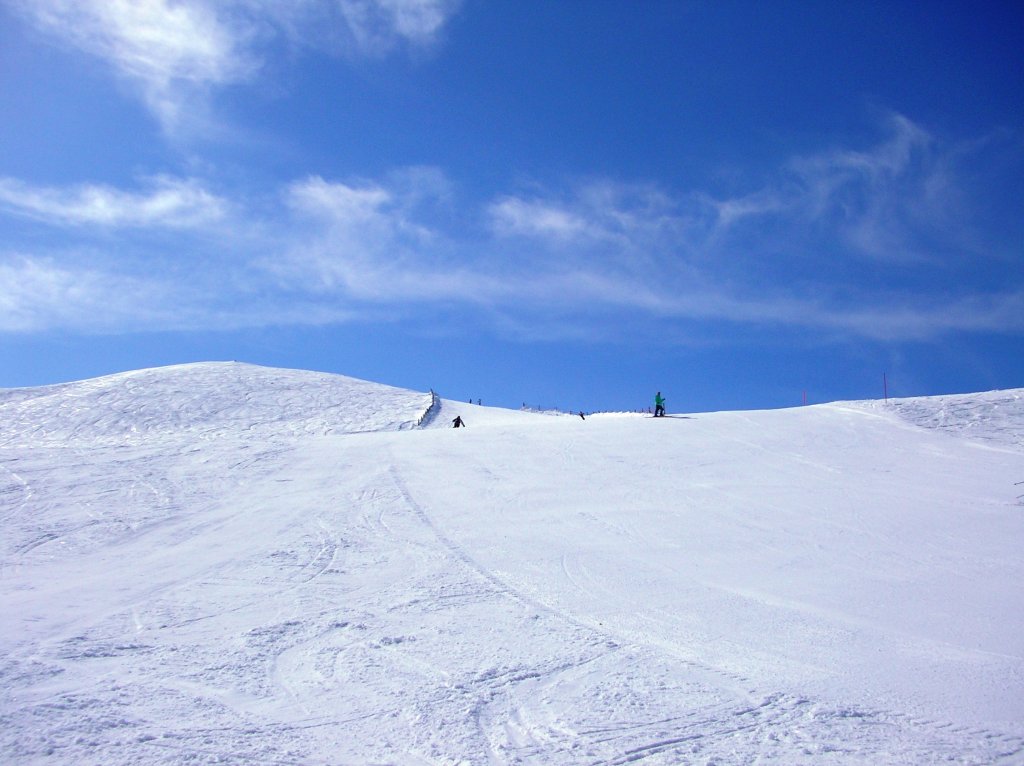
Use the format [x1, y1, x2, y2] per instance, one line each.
[654, 391, 665, 417]
[578, 411, 586, 420]
[452, 415, 465, 428]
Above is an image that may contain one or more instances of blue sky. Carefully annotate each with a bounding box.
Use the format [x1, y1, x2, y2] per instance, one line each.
[1, 0, 1022, 413]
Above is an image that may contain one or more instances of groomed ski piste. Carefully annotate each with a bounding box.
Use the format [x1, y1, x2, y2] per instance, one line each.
[2, 362, 1022, 765]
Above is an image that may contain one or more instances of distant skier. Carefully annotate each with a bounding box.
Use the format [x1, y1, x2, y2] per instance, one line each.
[578, 411, 586, 420]
[654, 392, 665, 417]
[452, 415, 465, 428]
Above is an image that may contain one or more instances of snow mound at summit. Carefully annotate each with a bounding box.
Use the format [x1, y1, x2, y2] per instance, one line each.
[0, 362, 434, 446]
[883, 388, 1024, 448]
[828, 388, 1024, 450]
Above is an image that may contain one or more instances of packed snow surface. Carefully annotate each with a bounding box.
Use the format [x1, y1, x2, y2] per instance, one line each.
[2, 362, 1022, 765]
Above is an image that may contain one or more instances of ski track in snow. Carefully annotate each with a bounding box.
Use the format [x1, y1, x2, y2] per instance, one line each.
[1, 364, 1023, 765]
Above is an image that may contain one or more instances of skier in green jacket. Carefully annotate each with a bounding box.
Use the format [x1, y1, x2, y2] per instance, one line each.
[654, 391, 665, 417]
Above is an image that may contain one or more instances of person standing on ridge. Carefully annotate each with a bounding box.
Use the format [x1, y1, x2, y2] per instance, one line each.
[654, 391, 665, 417]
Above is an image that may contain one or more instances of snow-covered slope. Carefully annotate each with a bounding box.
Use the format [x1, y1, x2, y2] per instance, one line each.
[865, 388, 1024, 449]
[2, 364, 1022, 765]
[0, 362, 435, 446]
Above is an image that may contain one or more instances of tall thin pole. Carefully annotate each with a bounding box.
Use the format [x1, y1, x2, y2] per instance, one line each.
[883, 372, 888, 403]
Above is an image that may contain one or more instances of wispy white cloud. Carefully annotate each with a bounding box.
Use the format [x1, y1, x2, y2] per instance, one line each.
[233, 127, 1024, 342]
[487, 181, 708, 294]
[781, 113, 961, 262]
[12, 0, 253, 131]
[490, 181, 694, 249]
[0, 176, 228, 229]
[332, 0, 461, 55]
[12, 0, 463, 133]
[288, 176, 395, 226]
[272, 175, 445, 300]
[488, 197, 594, 243]
[0, 254, 179, 332]
[0, 115, 1019, 343]
[276, 175, 689, 312]
[702, 189, 787, 231]
[21, 0, 249, 83]
[0, 251, 363, 333]
[504, 115, 932, 296]
[252, 0, 460, 57]
[801, 290, 1024, 341]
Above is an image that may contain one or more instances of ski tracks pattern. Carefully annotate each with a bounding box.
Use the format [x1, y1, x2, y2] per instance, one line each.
[5, 426, 1023, 764]
[385, 458, 1024, 766]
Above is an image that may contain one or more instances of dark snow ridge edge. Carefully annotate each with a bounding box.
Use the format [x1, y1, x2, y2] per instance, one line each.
[416, 390, 441, 428]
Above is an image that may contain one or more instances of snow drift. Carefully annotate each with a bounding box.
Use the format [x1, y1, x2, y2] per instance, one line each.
[2, 363, 1022, 765]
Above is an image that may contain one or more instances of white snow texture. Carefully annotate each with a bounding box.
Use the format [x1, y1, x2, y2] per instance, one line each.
[2, 362, 1022, 765]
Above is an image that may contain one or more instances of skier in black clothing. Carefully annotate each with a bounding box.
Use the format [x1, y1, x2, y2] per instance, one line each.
[452, 415, 465, 428]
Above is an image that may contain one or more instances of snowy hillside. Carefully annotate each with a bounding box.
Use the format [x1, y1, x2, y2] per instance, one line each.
[869, 388, 1024, 449]
[0, 362, 435, 446]
[2, 364, 1022, 765]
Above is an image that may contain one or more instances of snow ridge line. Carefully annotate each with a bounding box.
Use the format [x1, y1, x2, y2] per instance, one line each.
[415, 390, 441, 428]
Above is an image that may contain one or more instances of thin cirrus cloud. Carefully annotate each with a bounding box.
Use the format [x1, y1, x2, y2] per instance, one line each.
[11, 0, 252, 131]
[266, 118, 1017, 344]
[329, 0, 462, 54]
[0, 116, 1019, 341]
[11, 0, 462, 132]
[0, 176, 228, 229]
[781, 114, 961, 263]
[271, 175, 481, 304]
[502, 114, 973, 271]
[0, 250, 370, 334]
[488, 197, 594, 243]
[0, 254, 182, 333]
